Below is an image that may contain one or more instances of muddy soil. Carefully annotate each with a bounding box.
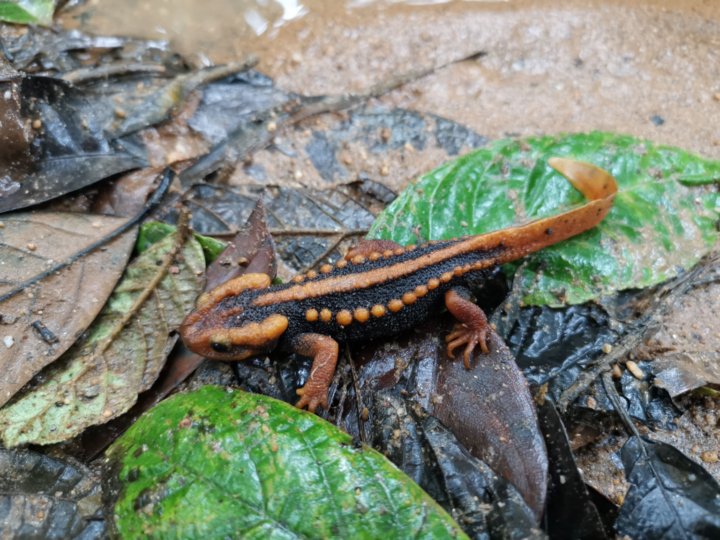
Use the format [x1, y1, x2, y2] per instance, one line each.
[61, 0, 720, 500]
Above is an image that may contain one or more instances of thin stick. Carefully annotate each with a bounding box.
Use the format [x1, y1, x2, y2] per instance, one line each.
[0, 168, 173, 304]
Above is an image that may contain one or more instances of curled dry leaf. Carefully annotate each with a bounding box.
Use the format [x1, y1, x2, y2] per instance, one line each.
[0, 230, 205, 447]
[0, 212, 135, 407]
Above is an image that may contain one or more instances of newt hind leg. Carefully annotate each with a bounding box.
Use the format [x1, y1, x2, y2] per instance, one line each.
[444, 287, 490, 369]
[293, 333, 339, 413]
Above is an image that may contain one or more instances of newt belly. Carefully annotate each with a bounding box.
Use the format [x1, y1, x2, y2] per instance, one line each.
[180, 158, 618, 412]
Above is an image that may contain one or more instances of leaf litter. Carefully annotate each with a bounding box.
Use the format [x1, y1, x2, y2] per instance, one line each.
[1, 16, 719, 540]
[0, 167, 170, 407]
[0, 446, 105, 539]
[0, 213, 205, 446]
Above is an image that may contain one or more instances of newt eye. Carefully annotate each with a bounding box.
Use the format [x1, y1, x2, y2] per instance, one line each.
[210, 342, 230, 353]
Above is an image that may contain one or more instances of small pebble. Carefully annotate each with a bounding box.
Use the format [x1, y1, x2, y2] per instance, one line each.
[3, 90, 11, 99]
[380, 163, 390, 176]
[381, 127, 391, 142]
[0, 222, 4, 228]
[293, 169, 303, 180]
[617, 494, 625, 505]
[103, 409, 113, 418]
[692, 444, 701, 454]
[714, 93, 720, 101]
[115, 108, 126, 118]
[267, 121, 277, 132]
[626, 360, 645, 380]
[169, 266, 180, 274]
[27, 243, 36, 251]
[3, 336, 14, 349]
[361, 407, 369, 421]
[612, 363, 623, 378]
[702, 450, 718, 464]
[32, 119, 42, 129]
[602, 343, 612, 354]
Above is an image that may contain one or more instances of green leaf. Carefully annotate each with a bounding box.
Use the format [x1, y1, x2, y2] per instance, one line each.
[0, 0, 56, 25]
[0, 233, 205, 447]
[368, 132, 720, 307]
[137, 222, 226, 264]
[105, 386, 469, 540]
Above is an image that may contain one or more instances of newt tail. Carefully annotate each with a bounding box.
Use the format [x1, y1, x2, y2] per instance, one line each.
[180, 158, 618, 413]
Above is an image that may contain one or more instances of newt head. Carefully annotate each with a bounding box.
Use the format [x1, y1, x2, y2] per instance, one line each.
[179, 273, 288, 360]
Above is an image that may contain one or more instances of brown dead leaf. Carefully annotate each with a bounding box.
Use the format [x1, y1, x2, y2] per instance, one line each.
[432, 331, 548, 520]
[652, 352, 720, 397]
[0, 212, 135, 406]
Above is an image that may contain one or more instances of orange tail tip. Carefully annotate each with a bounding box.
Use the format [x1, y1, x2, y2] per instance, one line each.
[548, 157, 618, 201]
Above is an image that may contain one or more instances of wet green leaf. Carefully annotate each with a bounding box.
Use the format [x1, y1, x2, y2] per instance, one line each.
[137, 222, 226, 263]
[369, 132, 720, 306]
[0, 0, 56, 25]
[104, 386, 469, 540]
[0, 233, 205, 447]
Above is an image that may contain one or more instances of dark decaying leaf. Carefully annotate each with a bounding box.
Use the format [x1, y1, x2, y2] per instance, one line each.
[73, 199, 277, 462]
[103, 386, 469, 540]
[615, 436, 720, 540]
[652, 352, 720, 397]
[0, 76, 33, 192]
[158, 181, 389, 278]
[0, 76, 140, 213]
[492, 286, 681, 429]
[599, 373, 720, 539]
[217, 104, 487, 192]
[371, 390, 545, 540]
[369, 132, 720, 307]
[0, 212, 135, 407]
[0, 447, 105, 540]
[0, 230, 205, 446]
[537, 399, 608, 540]
[2, 27, 165, 74]
[618, 359, 680, 430]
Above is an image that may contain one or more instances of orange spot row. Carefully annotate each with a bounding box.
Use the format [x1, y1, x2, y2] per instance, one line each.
[301, 259, 493, 326]
[292, 243, 427, 283]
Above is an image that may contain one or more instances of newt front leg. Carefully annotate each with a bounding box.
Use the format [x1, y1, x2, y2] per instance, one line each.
[294, 333, 339, 413]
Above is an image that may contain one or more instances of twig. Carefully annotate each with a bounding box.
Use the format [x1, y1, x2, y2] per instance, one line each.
[109, 55, 259, 138]
[205, 227, 368, 239]
[0, 168, 174, 304]
[61, 61, 167, 84]
[556, 254, 720, 412]
[346, 343, 368, 444]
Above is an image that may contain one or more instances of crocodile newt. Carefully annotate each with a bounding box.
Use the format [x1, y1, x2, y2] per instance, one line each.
[180, 158, 618, 412]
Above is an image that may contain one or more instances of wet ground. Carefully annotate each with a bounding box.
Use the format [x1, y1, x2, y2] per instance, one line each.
[61, 0, 720, 500]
